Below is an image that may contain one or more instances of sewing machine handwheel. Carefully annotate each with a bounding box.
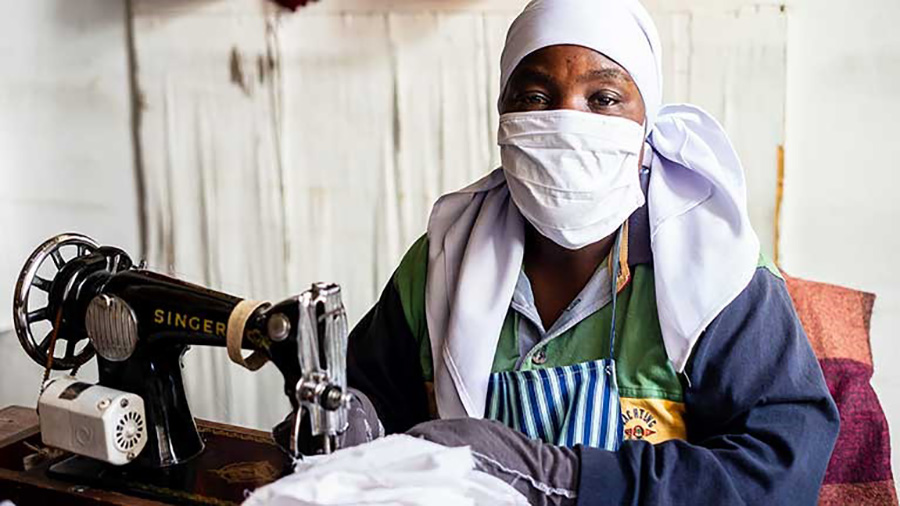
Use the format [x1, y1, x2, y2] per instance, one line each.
[13, 233, 100, 370]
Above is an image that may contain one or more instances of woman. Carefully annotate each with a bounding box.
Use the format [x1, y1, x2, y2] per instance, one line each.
[345, 0, 839, 504]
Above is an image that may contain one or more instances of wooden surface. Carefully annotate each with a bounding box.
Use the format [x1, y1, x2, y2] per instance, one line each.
[0, 405, 165, 505]
[0, 405, 291, 506]
[0, 406, 38, 449]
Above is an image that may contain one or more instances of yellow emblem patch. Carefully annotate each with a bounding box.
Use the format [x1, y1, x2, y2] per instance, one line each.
[620, 397, 687, 444]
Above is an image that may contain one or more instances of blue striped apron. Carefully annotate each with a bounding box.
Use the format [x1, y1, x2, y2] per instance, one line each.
[484, 228, 625, 451]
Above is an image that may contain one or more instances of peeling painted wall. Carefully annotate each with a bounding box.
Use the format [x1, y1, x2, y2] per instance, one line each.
[130, 0, 291, 427]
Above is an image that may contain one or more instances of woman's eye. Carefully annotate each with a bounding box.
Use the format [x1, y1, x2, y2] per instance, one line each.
[590, 93, 619, 109]
[516, 92, 550, 107]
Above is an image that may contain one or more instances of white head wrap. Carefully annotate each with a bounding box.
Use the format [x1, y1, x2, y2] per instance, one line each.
[500, 0, 662, 126]
[424, 0, 760, 419]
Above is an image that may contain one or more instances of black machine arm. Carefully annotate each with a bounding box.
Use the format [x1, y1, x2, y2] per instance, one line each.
[13, 233, 350, 468]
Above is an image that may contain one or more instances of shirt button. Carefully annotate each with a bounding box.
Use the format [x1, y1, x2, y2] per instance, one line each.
[531, 349, 547, 365]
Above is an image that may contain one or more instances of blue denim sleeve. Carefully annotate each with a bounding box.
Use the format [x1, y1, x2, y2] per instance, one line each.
[577, 268, 840, 506]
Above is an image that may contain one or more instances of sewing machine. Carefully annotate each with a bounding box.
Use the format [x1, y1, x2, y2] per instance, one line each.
[7, 232, 352, 502]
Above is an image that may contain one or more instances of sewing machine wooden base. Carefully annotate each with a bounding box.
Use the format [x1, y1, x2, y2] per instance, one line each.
[0, 405, 293, 505]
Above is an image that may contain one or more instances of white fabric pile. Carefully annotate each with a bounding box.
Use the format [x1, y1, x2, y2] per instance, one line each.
[242, 435, 528, 506]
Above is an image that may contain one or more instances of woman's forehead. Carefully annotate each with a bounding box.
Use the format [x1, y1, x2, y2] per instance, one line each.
[509, 45, 635, 86]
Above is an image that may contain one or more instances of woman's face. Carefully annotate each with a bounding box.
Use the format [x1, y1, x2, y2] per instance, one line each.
[499, 44, 646, 125]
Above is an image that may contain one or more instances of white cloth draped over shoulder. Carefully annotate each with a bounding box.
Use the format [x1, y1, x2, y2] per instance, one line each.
[425, 0, 760, 419]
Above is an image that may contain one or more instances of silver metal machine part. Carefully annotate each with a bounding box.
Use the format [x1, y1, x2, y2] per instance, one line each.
[86, 294, 139, 362]
[292, 283, 351, 455]
[268, 313, 291, 342]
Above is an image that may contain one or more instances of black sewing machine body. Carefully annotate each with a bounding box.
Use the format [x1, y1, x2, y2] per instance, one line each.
[11, 233, 348, 496]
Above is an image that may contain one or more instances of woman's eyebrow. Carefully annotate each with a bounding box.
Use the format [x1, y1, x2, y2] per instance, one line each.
[510, 68, 556, 87]
[577, 68, 630, 84]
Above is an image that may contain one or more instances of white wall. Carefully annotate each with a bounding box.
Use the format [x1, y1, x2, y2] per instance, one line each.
[782, 0, 900, 474]
[0, 0, 138, 407]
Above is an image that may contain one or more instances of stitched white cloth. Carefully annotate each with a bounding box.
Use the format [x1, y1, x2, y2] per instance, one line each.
[242, 435, 528, 506]
[425, 0, 759, 418]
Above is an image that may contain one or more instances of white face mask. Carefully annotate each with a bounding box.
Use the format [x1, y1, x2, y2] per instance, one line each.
[498, 109, 646, 250]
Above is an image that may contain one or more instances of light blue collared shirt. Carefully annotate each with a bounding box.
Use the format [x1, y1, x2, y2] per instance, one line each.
[510, 264, 613, 369]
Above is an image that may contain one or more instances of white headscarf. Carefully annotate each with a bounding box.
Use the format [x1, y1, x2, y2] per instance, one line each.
[425, 0, 760, 419]
[500, 0, 662, 126]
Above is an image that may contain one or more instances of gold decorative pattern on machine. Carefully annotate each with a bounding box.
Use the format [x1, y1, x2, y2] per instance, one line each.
[211, 461, 280, 484]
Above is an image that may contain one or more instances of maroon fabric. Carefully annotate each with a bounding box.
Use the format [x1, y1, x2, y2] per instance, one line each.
[820, 358, 893, 484]
[784, 273, 898, 504]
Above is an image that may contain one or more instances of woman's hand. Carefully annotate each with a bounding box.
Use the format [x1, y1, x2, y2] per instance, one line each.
[408, 418, 580, 506]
